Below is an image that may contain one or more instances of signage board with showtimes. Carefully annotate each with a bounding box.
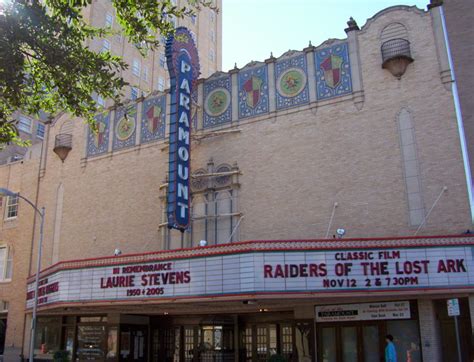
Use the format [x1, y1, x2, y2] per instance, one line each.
[26, 245, 474, 308]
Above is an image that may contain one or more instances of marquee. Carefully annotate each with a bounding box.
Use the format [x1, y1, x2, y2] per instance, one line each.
[26, 237, 474, 309]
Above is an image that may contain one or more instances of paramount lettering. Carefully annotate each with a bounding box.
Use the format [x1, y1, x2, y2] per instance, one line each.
[178, 127, 189, 144]
[178, 146, 189, 161]
[166, 27, 199, 230]
[178, 164, 188, 180]
[178, 183, 188, 199]
[179, 111, 189, 126]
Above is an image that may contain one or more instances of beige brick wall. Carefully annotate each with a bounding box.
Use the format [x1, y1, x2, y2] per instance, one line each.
[418, 299, 443, 361]
[0, 150, 41, 358]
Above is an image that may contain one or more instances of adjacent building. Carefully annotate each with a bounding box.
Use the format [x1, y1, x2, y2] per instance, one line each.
[1, 2, 473, 362]
[0, 0, 222, 165]
[440, 0, 474, 202]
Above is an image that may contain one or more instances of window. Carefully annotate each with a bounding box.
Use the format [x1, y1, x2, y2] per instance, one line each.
[36, 123, 45, 139]
[5, 195, 18, 219]
[190, 165, 240, 246]
[209, 48, 215, 61]
[157, 77, 165, 92]
[18, 116, 32, 133]
[132, 59, 141, 76]
[101, 39, 111, 52]
[210, 11, 215, 23]
[143, 66, 148, 81]
[131, 87, 139, 100]
[0, 300, 8, 312]
[159, 53, 166, 68]
[169, 16, 176, 28]
[191, 14, 197, 25]
[105, 13, 114, 27]
[0, 246, 13, 281]
[97, 96, 105, 107]
[210, 29, 215, 42]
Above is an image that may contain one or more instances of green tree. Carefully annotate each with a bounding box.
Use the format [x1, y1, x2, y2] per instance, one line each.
[0, 0, 214, 146]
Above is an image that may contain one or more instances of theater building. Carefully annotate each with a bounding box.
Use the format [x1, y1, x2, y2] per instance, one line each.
[1, 2, 474, 362]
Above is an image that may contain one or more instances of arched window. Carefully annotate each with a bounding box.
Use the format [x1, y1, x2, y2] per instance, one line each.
[380, 22, 409, 43]
[188, 163, 241, 247]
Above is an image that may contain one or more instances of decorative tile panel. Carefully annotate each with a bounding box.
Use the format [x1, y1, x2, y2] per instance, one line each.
[275, 54, 309, 110]
[203, 75, 232, 128]
[315, 42, 353, 100]
[87, 112, 110, 157]
[238, 65, 269, 119]
[141, 95, 166, 143]
[113, 104, 137, 150]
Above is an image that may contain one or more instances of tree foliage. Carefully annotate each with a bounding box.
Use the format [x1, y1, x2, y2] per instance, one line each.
[0, 0, 214, 145]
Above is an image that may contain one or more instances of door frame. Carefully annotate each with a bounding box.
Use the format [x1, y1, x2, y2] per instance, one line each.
[317, 321, 385, 362]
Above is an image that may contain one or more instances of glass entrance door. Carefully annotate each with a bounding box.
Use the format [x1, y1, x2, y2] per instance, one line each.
[200, 325, 234, 362]
[341, 327, 358, 362]
[318, 324, 380, 362]
[321, 327, 337, 362]
[119, 326, 148, 362]
[362, 326, 379, 362]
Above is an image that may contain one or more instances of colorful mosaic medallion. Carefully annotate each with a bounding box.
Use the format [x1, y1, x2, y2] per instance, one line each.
[113, 104, 137, 150]
[205, 88, 231, 117]
[277, 68, 307, 98]
[116, 115, 136, 141]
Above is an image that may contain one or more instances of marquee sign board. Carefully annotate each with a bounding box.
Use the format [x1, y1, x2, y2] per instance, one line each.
[166, 27, 200, 231]
[315, 301, 411, 322]
[26, 244, 474, 309]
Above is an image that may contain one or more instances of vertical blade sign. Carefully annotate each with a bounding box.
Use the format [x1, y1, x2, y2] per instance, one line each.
[166, 27, 200, 231]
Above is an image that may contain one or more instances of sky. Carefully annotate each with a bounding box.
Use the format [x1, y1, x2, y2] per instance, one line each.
[222, 0, 427, 71]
